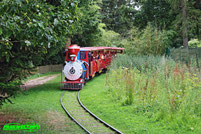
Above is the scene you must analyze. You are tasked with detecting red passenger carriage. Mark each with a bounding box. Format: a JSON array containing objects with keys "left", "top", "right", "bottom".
[{"left": 61, "top": 44, "right": 124, "bottom": 90}]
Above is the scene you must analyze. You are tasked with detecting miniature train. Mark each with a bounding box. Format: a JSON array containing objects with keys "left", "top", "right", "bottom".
[{"left": 61, "top": 44, "right": 124, "bottom": 90}]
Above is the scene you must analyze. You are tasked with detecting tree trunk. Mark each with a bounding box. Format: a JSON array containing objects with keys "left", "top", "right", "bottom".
[{"left": 181, "top": 0, "right": 188, "bottom": 48}]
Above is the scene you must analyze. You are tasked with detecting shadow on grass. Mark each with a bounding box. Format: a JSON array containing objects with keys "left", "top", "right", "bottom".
[{"left": 0, "top": 75, "right": 86, "bottom": 134}]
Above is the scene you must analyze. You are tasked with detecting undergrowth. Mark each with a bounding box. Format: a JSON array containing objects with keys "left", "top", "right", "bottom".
[{"left": 106, "top": 55, "right": 201, "bottom": 133}]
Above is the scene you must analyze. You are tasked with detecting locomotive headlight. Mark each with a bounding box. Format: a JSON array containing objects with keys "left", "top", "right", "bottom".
[
  {"left": 80, "top": 79, "right": 83, "bottom": 82},
  {"left": 70, "top": 54, "right": 76, "bottom": 61}
]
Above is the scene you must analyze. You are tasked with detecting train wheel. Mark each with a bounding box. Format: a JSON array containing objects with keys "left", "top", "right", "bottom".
[
  {"left": 84, "top": 79, "right": 87, "bottom": 85},
  {"left": 102, "top": 68, "right": 107, "bottom": 73}
]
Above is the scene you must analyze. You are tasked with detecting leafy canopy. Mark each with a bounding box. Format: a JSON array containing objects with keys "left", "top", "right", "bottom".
[{"left": 0, "top": 0, "right": 79, "bottom": 106}]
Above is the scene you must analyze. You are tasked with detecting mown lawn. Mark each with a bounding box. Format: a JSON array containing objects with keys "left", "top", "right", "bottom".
[
  {"left": 0, "top": 73, "right": 84, "bottom": 134},
  {"left": 80, "top": 74, "right": 200, "bottom": 134}
]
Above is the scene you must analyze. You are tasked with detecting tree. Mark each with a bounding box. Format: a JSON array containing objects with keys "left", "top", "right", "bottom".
[
  {"left": 188, "top": 0, "right": 201, "bottom": 40},
  {"left": 101, "top": 0, "right": 136, "bottom": 34},
  {"left": 181, "top": 0, "right": 188, "bottom": 48},
  {"left": 0, "top": 0, "right": 79, "bottom": 106},
  {"left": 71, "top": 0, "right": 102, "bottom": 46},
  {"left": 124, "top": 24, "right": 170, "bottom": 55},
  {"left": 134, "top": 0, "right": 174, "bottom": 30},
  {"left": 167, "top": 0, "right": 201, "bottom": 48},
  {"left": 166, "top": 0, "right": 187, "bottom": 48}
]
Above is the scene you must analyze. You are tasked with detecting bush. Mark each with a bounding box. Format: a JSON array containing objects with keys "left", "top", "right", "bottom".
[
  {"left": 122, "top": 24, "right": 175, "bottom": 55},
  {"left": 188, "top": 39, "right": 201, "bottom": 48},
  {"left": 0, "top": 80, "right": 21, "bottom": 107},
  {"left": 92, "top": 23, "right": 121, "bottom": 47},
  {"left": 0, "top": 0, "right": 78, "bottom": 106}
]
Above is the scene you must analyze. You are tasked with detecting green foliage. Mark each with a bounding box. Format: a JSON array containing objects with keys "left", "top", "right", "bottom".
[
  {"left": 188, "top": 39, "right": 201, "bottom": 48},
  {"left": 80, "top": 73, "right": 201, "bottom": 133},
  {"left": 134, "top": 0, "right": 174, "bottom": 30},
  {"left": 101, "top": 0, "right": 200, "bottom": 48},
  {"left": 71, "top": 0, "right": 101, "bottom": 46},
  {"left": 110, "top": 54, "right": 164, "bottom": 71},
  {"left": 92, "top": 23, "right": 176, "bottom": 56},
  {"left": 0, "top": 0, "right": 79, "bottom": 106},
  {"left": 0, "top": 80, "right": 21, "bottom": 107},
  {"left": 123, "top": 24, "right": 172, "bottom": 55},
  {"left": 92, "top": 23, "right": 121, "bottom": 47},
  {"left": 101, "top": 0, "right": 175, "bottom": 35},
  {"left": 101, "top": 0, "right": 136, "bottom": 34},
  {"left": 167, "top": 0, "right": 201, "bottom": 47},
  {"left": 162, "top": 29, "right": 177, "bottom": 47},
  {"left": 169, "top": 47, "right": 201, "bottom": 67},
  {"left": 188, "top": 2, "right": 201, "bottom": 40},
  {"left": 105, "top": 55, "right": 201, "bottom": 133}
]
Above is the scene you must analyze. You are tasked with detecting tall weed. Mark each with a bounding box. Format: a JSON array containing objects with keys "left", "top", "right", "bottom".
[
  {"left": 106, "top": 55, "right": 201, "bottom": 131},
  {"left": 122, "top": 24, "right": 173, "bottom": 55}
]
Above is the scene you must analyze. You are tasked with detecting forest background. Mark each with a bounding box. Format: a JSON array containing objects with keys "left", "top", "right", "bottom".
[{"left": 0, "top": 0, "right": 200, "bottom": 105}]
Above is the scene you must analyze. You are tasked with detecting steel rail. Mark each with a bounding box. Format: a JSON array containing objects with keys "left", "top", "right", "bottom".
[
  {"left": 60, "top": 91, "right": 91, "bottom": 134},
  {"left": 77, "top": 91, "right": 123, "bottom": 134}
]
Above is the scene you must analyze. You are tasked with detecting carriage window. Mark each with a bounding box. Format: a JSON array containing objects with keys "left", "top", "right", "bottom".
[
  {"left": 80, "top": 51, "right": 86, "bottom": 59},
  {"left": 88, "top": 52, "right": 93, "bottom": 61}
]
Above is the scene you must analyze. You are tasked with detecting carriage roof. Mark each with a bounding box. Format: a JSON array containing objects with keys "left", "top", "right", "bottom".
[{"left": 80, "top": 47, "right": 124, "bottom": 51}]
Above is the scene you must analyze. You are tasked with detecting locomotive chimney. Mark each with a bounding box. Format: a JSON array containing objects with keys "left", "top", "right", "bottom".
[{"left": 68, "top": 44, "right": 80, "bottom": 62}]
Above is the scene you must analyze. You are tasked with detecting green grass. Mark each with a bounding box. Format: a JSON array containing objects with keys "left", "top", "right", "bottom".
[
  {"left": 1, "top": 65, "right": 200, "bottom": 133},
  {"left": 62, "top": 91, "right": 114, "bottom": 133},
  {"left": 0, "top": 73, "right": 85, "bottom": 134},
  {"left": 80, "top": 74, "right": 201, "bottom": 134}
]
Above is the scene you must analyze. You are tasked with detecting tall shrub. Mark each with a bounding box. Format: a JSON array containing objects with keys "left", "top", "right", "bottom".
[
  {"left": 123, "top": 24, "right": 173, "bottom": 55},
  {"left": 92, "top": 23, "right": 121, "bottom": 47},
  {"left": 0, "top": 0, "right": 79, "bottom": 106}
]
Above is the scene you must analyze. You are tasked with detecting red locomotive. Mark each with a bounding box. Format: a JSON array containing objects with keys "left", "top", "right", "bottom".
[{"left": 61, "top": 44, "right": 124, "bottom": 90}]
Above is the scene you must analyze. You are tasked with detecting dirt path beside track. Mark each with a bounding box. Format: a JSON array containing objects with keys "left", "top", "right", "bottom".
[{"left": 20, "top": 74, "right": 59, "bottom": 90}]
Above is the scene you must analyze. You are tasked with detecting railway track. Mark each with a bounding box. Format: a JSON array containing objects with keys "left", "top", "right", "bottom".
[{"left": 60, "top": 91, "right": 123, "bottom": 134}]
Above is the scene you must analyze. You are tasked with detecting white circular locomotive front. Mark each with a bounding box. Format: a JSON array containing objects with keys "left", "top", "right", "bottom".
[{"left": 63, "top": 61, "right": 83, "bottom": 80}]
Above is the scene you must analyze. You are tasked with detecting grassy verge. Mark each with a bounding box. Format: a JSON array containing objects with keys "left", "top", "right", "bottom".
[
  {"left": 0, "top": 73, "right": 84, "bottom": 134},
  {"left": 80, "top": 74, "right": 201, "bottom": 134}
]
